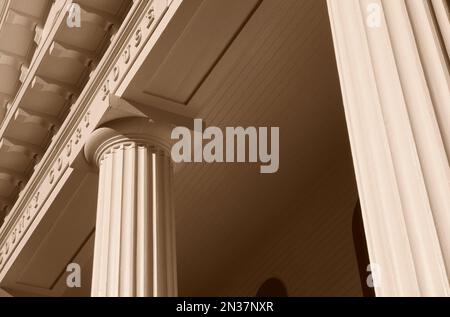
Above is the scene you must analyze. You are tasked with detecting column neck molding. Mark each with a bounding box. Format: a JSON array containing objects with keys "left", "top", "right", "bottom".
[{"left": 85, "top": 118, "right": 174, "bottom": 168}]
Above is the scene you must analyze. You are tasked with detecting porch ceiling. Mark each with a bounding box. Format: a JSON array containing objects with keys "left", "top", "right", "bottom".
[{"left": 0, "top": 0, "right": 359, "bottom": 297}]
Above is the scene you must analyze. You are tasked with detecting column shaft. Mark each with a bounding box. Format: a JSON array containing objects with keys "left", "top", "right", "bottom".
[
  {"left": 327, "top": 0, "right": 450, "bottom": 296},
  {"left": 91, "top": 142, "right": 176, "bottom": 297}
]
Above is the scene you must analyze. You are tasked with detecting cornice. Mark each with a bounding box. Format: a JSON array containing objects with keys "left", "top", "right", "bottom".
[
  {"left": 0, "top": 0, "right": 131, "bottom": 239},
  {"left": 0, "top": 0, "right": 173, "bottom": 277}
]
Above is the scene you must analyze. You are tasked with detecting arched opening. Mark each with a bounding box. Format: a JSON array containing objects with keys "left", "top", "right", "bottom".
[{"left": 256, "top": 278, "right": 288, "bottom": 297}]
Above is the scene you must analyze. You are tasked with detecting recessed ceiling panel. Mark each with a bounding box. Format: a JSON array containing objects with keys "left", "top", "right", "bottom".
[{"left": 143, "top": 0, "right": 260, "bottom": 104}]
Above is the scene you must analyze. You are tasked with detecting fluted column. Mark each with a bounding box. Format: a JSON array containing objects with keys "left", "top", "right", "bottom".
[
  {"left": 327, "top": 0, "right": 450, "bottom": 296},
  {"left": 85, "top": 118, "right": 177, "bottom": 297}
]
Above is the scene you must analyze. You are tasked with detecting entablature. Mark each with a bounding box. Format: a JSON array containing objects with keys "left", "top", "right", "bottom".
[{"left": 0, "top": 0, "right": 173, "bottom": 284}]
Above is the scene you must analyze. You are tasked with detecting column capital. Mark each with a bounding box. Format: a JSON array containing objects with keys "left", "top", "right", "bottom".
[{"left": 84, "top": 117, "right": 174, "bottom": 167}]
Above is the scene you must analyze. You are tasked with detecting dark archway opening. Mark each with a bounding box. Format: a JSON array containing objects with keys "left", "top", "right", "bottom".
[{"left": 256, "top": 278, "right": 288, "bottom": 297}]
